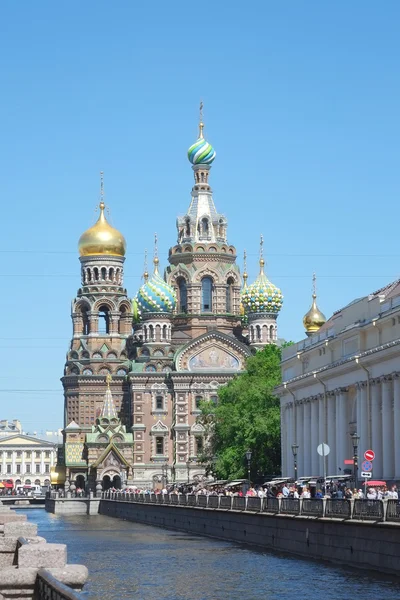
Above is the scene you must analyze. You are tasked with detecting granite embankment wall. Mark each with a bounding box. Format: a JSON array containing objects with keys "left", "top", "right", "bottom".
[{"left": 99, "top": 499, "right": 400, "bottom": 576}]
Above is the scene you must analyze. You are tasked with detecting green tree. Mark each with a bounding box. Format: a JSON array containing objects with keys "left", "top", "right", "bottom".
[{"left": 198, "top": 344, "right": 282, "bottom": 482}]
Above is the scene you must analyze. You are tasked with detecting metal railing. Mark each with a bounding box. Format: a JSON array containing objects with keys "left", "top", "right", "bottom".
[
  {"left": 101, "top": 491, "right": 399, "bottom": 522},
  {"left": 35, "top": 569, "right": 84, "bottom": 600},
  {"left": 353, "top": 499, "right": 384, "bottom": 521}
]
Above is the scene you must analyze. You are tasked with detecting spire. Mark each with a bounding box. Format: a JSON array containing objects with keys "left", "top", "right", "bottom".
[
  {"left": 243, "top": 250, "right": 248, "bottom": 288},
  {"left": 199, "top": 100, "right": 204, "bottom": 139},
  {"left": 100, "top": 170, "right": 104, "bottom": 207},
  {"left": 153, "top": 232, "right": 159, "bottom": 274},
  {"left": 259, "top": 234, "right": 265, "bottom": 274},
  {"left": 143, "top": 249, "right": 149, "bottom": 282},
  {"left": 100, "top": 374, "right": 118, "bottom": 419},
  {"left": 303, "top": 273, "right": 326, "bottom": 335}
]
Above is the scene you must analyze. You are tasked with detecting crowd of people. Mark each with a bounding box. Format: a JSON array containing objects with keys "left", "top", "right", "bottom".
[{"left": 109, "top": 481, "right": 399, "bottom": 500}]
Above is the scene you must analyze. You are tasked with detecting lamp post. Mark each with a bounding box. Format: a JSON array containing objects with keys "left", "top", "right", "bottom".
[
  {"left": 186, "top": 460, "right": 190, "bottom": 484},
  {"left": 291, "top": 444, "right": 299, "bottom": 481},
  {"left": 245, "top": 449, "right": 252, "bottom": 486},
  {"left": 351, "top": 432, "right": 360, "bottom": 491}
]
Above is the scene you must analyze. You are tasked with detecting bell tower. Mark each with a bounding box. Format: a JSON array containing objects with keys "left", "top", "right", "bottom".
[{"left": 62, "top": 174, "right": 133, "bottom": 433}]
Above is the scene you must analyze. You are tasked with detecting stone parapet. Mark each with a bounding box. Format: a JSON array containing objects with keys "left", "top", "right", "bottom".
[{"left": 0, "top": 501, "right": 88, "bottom": 599}]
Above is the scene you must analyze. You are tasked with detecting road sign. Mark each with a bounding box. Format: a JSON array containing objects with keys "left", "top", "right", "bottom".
[
  {"left": 317, "top": 443, "right": 330, "bottom": 456},
  {"left": 361, "top": 472, "right": 372, "bottom": 478},
  {"left": 364, "top": 449, "right": 375, "bottom": 461},
  {"left": 361, "top": 460, "right": 373, "bottom": 472}
]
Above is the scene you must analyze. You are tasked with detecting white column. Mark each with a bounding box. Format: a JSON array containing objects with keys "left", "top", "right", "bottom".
[
  {"left": 356, "top": 383, "right": 368, "bottom": 460},
  {"left": 286, "top": 404, "right": 293, "bottom": 477},
  {"left": 371, "top": 379, "right": 383, "bottom": 479},
  {"left": 336, "top": 388, "right": 348, "bottom": 474},
  {"left": 296, "top": 402, "right": 304, "bottom": 476},
  {"left": 303, "top": 400, "right": 311, "bottom": 475},
  {"left": 327, "top": 392, "right": 336, "bottom": 474},
  {"left": 310, "top": 397, "right": 319, "bottom": 475},
  {"left": 281, "top": 405, "right": 287, "bottom": 477},
  {"left": 318, "top": 394, "right": 325, "bottom": 475},
  {"left": 382, "top": 377, "right": 394, "bottom": 480},
  {"left": 393, "top": 375, "right": 400, "bottom": 479}
]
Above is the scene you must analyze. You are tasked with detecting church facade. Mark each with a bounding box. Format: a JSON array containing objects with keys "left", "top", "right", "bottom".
[{"left": 62, "top": 113, "right": 283, "bottom": 490}]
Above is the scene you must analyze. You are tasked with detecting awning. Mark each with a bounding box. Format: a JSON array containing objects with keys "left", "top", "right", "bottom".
[
  {"left": 3, "top": 481, "right": 13, "bottom": 489},
  {"left": 225, "top": 480, "right": 247, "bottom": 487},
  {"left": 362, "top": 480, "right": 386, "bottom": 487},
  {"left": 0, "top": 483, "right": 4, "bottom": 488}
]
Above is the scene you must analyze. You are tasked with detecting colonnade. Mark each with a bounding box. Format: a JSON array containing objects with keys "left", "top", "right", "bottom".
[{"left": 282, "top": 373, "right": 400, "bottom": 480}]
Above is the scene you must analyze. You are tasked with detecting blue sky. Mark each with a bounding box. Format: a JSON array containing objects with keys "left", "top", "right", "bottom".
[{"left": 1, "top": 2, "right": 399, "bottom": 431}]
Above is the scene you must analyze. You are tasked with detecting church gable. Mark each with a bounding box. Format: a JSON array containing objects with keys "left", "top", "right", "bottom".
[{"left": 175, "top": 332, "right": 250, "bottom": 372}]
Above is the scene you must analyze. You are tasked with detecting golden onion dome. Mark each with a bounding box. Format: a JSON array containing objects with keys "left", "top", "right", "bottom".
[
  {"left": 78, "top": 202, "right": 126, "bottom": 257},
  {"left": 303, "top": 292, "right": 326, "bottom": 334}
]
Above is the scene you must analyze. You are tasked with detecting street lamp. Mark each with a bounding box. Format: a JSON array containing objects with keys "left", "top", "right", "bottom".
[
  {"left": 291, "top": 444, "right": 299, "bottom": 480},
  {"left": 186, "top": 460, "right": 190, "bottom": 484},
  {"left": 351, "top": 432, "right": 360, "bottom": 491},
  {"left": 245, "top": 449, "right": 252, "bottom": 485}
]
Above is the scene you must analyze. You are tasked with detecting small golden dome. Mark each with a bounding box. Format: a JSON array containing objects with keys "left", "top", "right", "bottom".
[
  {"left": 78, "top": 202, "right": 126, "bottom": 257},
  {"left": 303, "top": 293, "right": 326, "bottom": 334}
]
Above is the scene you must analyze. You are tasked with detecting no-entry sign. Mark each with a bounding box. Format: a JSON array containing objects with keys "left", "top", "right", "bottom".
[{"left": 364, "top": 449, "right": 375, "bottom": 461}]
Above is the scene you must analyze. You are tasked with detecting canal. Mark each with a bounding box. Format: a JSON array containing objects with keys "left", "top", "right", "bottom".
[{"left": 21, "top": 508, "right": 400, "bottom": 600}]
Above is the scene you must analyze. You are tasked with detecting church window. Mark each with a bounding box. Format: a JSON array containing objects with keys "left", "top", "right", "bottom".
[
  {"left": 226, "top": 277, "right": 235, "bottom": 313},
  {"left": 101, "top": 267, "right": 107, "bottom": 280},
  {"left": 195, "top": 396, "right": 202, "bottom": 409},
  {"left": 156, "top": 396, "right": 164, "bottom": 410},
  {"left": 82, "top": 307, "right": 90, "bottom": 336},
  {"left": 185, "top": 218, "right": 191, "bottom": 237},
  {"left": 196, "top": 437, "right": 204, "bottom": 454},
  {"left": 177, "top": 278, "right": 187, "bottom": 313},
  {"left": 201, "top": 277, "right": 213, "bottom": 312},
  {"left": 155, "top": 437, "right": 164, "bottom": 455},
  {"left": 98, "top": 305, "right": 110, "bottom": 334},
  {"left": 201, "top": 217, "right": 209, "bottom": 238},
  {"left": 210, "top": 395, "right": 218, "bottom": 404},
  {"left": 93, "top": 267, "right": 99, "bottom": 281}
]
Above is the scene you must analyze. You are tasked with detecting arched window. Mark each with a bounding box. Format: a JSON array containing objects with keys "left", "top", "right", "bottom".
[
  {"left": 177, "top": 278, "right": 187, "bottom": 313},
  {"left": 101, "top": 267, "right": 107, "bottom": 280},
  {"left": 201, "top": 218, "right": 209, "bottom": 238},
  {"left": 226, "top": 277, "right": 234, "bottom": 313},
  {"left": 201, "top": 277, "right": 213, "bottom": 313},
  {"left": 98, "top": 305, "right": 110, "bottom": 334},
  {"left": 155, "top": 395, "right": 164, "bottom": 410},
  {"left": 81, "top": 306, "right": 90, "bottom": 335},
  {"left": 185, "top": 218, "right": 191, "bottom": 237}
]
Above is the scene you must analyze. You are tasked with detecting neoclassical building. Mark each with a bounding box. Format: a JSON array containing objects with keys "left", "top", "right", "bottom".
[
  {"left": 277, "top": 278, "right": 400, "bottom": 482},
  {"left": 62, "top": 111, "right": 283, "bottom": 489}
]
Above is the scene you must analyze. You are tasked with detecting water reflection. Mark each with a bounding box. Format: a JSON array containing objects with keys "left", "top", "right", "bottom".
[{"left": 24, "top": 509, "right": 400, "bottom": 600}]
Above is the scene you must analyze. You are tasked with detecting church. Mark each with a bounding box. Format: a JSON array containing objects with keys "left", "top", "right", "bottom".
[{"left": 62, "top": 110, "right": 284, "bottom": 491}]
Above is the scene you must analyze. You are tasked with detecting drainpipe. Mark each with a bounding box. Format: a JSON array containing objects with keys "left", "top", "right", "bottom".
[{"left": 355, "top": 357, "right": 371, "bottom": 448}]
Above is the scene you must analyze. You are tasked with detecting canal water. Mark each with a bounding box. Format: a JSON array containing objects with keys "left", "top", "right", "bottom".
[{"left": 23, "top": 508, "right": 400, "bottom": 600}]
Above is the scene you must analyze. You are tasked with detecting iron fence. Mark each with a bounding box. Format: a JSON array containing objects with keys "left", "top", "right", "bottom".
[
  {"left": 35, "top": 568, "right": 83, "bottom": 600},
  {"left": 325, "top": 499, "right": 351, "bottom": 518},
  {"left": 100, "top": 492, "right": 399, "bottom": 522},
  {"left": 301, "top": 498, "right": 323, "bottom": 517},
  {"left": 280, "top": 498, "right": 300, "bottom": 515},
  {"left": 353, "top": 499, "right": 384, "bottom": 521},
  {"left": 264, "top": 497, "right": 279, "bottom": 513},
  {"left": 246, "top": 497, "right": 262, "bottom": 512},
  {"left": 386, "top": 499, "right": 400, "bottom": 522}
]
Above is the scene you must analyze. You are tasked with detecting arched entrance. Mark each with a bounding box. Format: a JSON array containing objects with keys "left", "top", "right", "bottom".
[
  {"left": 75, "top": 475, "right": 85, "bottom": 493},
  {"left": 112, "top": 475, "right": 122, "bottom": 489},
  {"left": 102, "top": 475, "right": 111, "bottom": 490}
]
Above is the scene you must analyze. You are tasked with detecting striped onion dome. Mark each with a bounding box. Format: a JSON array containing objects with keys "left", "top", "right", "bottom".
[
  {"left": 187, "top": 122, "right": 216, "bottom": 165},
  {"left": 135, "top": 259, "right": 176, "bottom": 314},
  {"left": 241, "top": 259, "right": 283, "bottom": 315}
]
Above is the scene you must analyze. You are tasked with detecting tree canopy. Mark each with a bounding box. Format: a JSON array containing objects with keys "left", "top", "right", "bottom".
[{"left": 199, "top": 344, "right": 282, "bottom": 482}]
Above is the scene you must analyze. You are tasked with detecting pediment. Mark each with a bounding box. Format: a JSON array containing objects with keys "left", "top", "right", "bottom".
[
  {"left": 175, "top": 332, "right": 250, "bottom": 372},
  {"left": 151, "top": 420, "right": 169, "bottom": 432},
  {"left": 0, "top": 435, "right": 54, "bottom": 446}
]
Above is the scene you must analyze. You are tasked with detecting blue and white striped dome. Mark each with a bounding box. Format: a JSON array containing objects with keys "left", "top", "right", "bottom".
[{"left": 136, "top": 261, "right": 176, "bottom": 314}]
